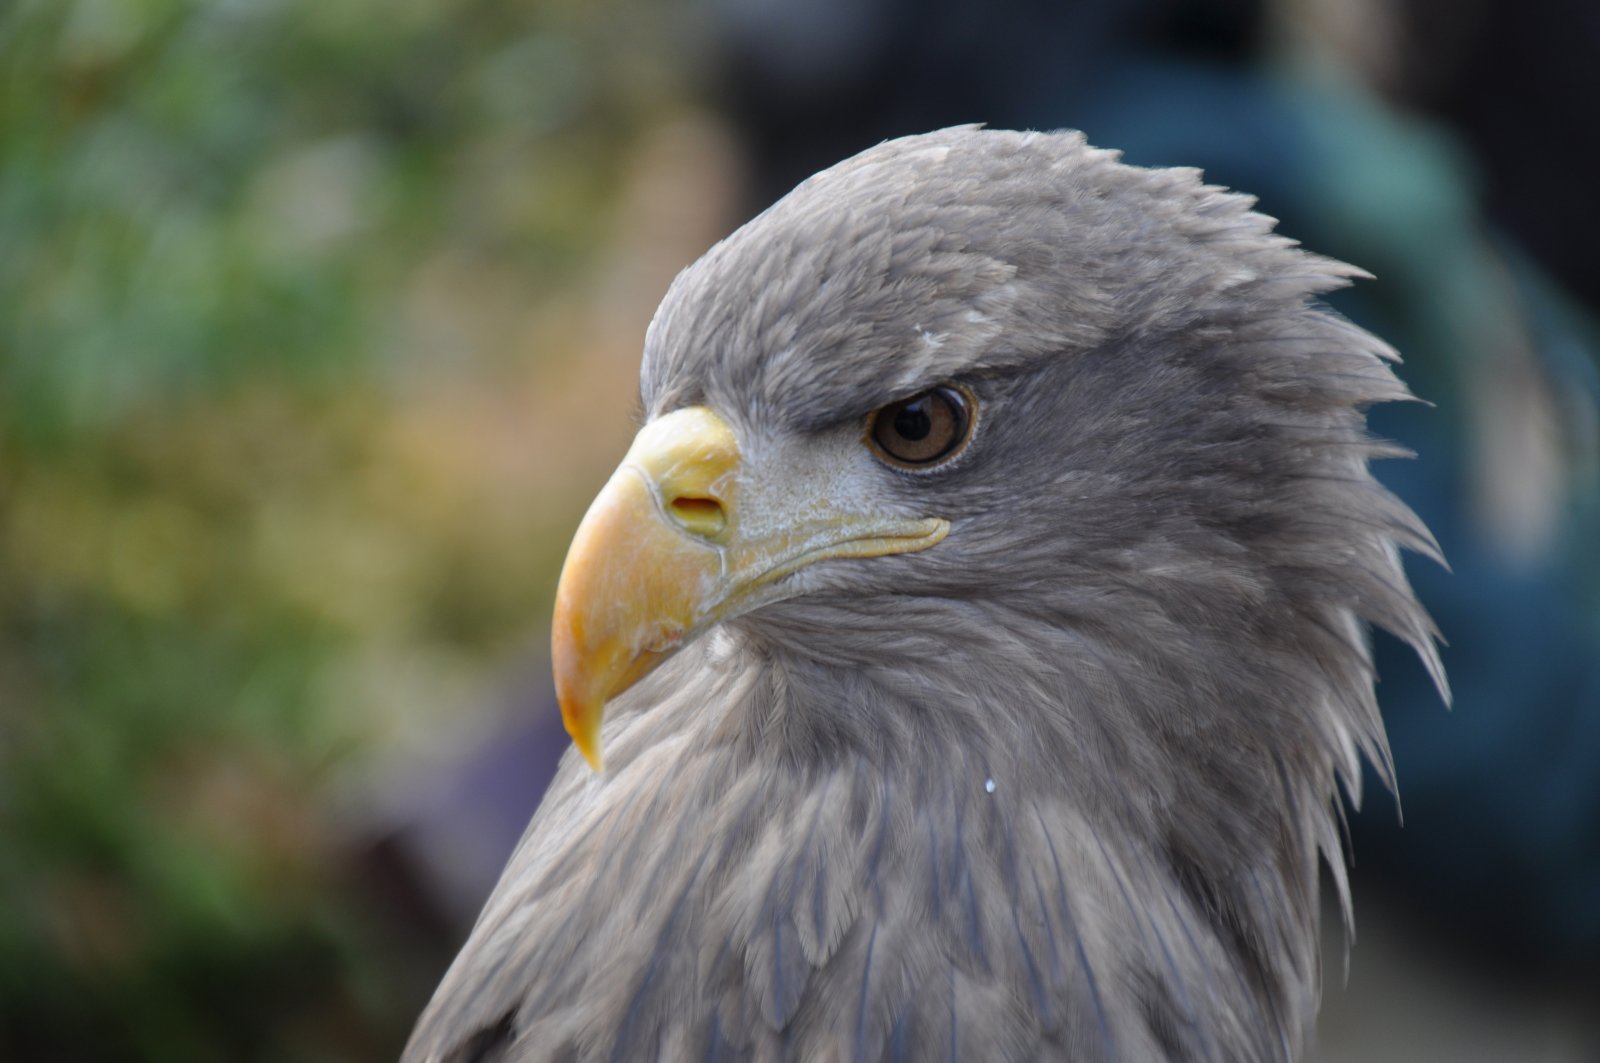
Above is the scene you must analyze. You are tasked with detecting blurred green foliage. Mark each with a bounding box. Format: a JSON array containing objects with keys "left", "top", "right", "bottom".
[{"left": 0, "top": 0, "right": 679, "bottom": 1057}]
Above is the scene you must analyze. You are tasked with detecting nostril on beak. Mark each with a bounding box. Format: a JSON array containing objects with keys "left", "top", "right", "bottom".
[{"left": 666, "top": 495, "right": 727, "bottom": 539}]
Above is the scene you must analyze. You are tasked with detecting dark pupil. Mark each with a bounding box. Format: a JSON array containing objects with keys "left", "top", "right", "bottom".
[{"left": 893, "top": 399, "right": 932, "bottom": 441}]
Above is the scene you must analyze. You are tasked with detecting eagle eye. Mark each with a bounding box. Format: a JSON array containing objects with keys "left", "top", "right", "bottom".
[{"left": 866, "top": 384, "right": 975, "bottom": 469}]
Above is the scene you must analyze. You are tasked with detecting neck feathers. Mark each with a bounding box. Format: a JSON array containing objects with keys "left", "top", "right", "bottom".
[{"left": 410, "top": 626, "right": 1358, "bottom": 1061}]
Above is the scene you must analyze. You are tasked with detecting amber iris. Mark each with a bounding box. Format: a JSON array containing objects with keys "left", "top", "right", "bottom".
[{"left": 867, "top": 385, "right": 974, "bottom": 468}]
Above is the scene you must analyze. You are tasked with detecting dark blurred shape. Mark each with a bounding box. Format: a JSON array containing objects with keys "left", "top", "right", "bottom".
[
  {"left": 715, "top": 0, "right": 1268, "bottom": 218},
  {"left": 1389, "top": 0, "right": 1600, "bottom": 311}
]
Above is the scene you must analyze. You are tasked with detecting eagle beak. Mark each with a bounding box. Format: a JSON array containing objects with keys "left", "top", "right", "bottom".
[{"left": 551, "top": 405, "right": 948, "bottom": 770}]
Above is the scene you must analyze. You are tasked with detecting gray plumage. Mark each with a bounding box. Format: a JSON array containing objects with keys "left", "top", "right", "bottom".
[{"left": 406, "top": 127, "right": 1446, "bottom": 1062}]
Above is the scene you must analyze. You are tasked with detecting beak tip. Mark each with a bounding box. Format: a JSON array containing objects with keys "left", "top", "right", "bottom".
[{"left": 558, "top": 695, "right": 606, "bottom": 773}]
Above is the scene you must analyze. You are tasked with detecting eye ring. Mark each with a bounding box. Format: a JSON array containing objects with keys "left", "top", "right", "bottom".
[{"left": 864, "top": 383, "right": 977, "bottom": 470}]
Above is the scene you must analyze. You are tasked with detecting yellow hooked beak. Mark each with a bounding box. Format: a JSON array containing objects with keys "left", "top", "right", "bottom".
[{"left": 551, "top": 406, "right": 949, "bottom": 770}]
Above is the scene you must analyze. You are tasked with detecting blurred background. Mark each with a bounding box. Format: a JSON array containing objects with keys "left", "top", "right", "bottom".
[{"left": 2, "top": 0, "right": 1596, "bottom": 1059}]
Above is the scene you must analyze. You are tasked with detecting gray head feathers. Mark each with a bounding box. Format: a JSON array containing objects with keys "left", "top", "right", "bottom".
[{"left": 407, "top": 127, "right": 1445, "bottom": 1063}]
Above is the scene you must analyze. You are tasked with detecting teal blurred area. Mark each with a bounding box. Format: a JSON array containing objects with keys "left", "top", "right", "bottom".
[{"left": 0, "top": 1, "right": 710, "bottom": 1057}]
